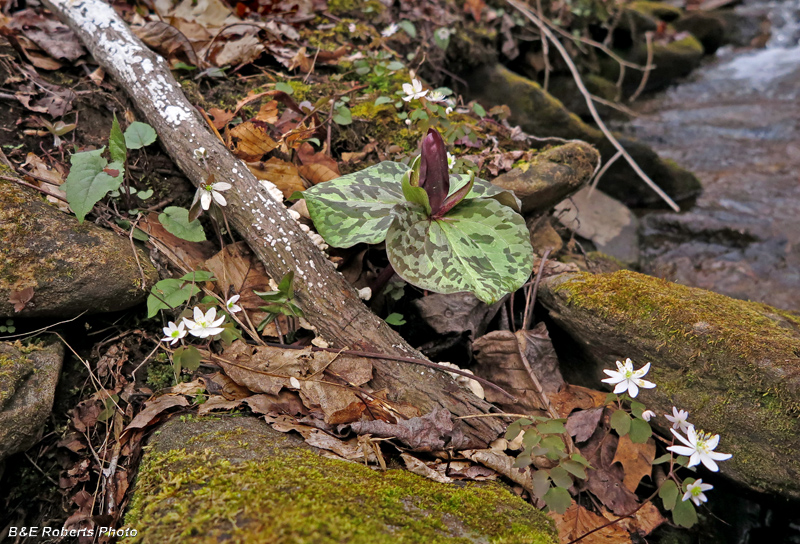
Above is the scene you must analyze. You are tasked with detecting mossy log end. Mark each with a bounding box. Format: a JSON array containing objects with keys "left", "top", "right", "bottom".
[
  {"left": 539, "top": 270, "right": 800, "bottom": 499},
  {"left": 42, "top": 0, "right": 504, "bottom": 446},
  {"left": 124, "top": 416, "right": 559, "bottom": 544}
]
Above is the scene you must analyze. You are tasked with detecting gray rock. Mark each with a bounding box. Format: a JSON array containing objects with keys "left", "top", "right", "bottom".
[
  {"left": 124, "top": 416, "right": 559, "bottom": 543},
  {"left": 555, "top": 187, "right": 639, "bottom": 265},
  {"left": 0, "top": 341, "right": 64, "bottom": 466},
  {"left": 0, "top": 177, "right": 158, "bottom": 318},
  {"left": 491, "top": 142, "right": 599, "bottom": 216},
  {"left": 538, "top": 269, "right": 800, "bottom": 499}
]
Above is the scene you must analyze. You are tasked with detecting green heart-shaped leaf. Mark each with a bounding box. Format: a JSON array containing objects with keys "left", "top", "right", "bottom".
[
  {"left": 302, "top": 161, "right": 408, "bottom": 247},
  {"left": 64, "top": 148, "right": 124, "bottom": 222},
  {"left": 386, "top": 198, "right": 533, "bottom": 304}
]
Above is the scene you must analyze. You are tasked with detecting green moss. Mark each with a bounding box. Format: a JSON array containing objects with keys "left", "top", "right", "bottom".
[
  {"left": 286, "top": 80, "right": 312, "bottom": 101},
  {"left": 327, "top": 0, "right": 384, "bottom": 17},
  {"left": 627, "top": 1, "right": 683, "bottom": 21},
  {"left": 125, "top": 432, "right": 557, "bottom": 544}
]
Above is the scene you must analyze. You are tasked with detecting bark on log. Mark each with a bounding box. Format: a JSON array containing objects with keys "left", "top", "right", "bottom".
[{"left": 42, "top": 0, "right": 504, "bottom": 446}]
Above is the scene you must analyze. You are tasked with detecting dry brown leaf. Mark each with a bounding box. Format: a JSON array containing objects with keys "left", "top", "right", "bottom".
[
  {"left": 566, "top": 407, "right": 605, "bottom": 443},
  {"left": 9, "top": 286, "right": 34, "bottom": 312},
  {"left": 298, "top": 163, "right": 339, "bottom": 185},
  {"left": 133, "top": 21, "right": 199, "bottom": 66},
  {"left": 139, "top": 212, "right": 217, "bottom": 270},
  {"left": 550, "top": 384, "right": 608, "bottom": 418},
  {"left": 212, "top": 33, "right": 264, "bottom": 67},
  {"left": 460, "top": 448, "right": 532, "bottom": 491},
  {"left": 246, "top": 157, "right": 307, "bottom": 198},
  {"left": 288, "top": 46, "right": 312, "bottom": 72},
  {"left": 207, "top": 107, "right": 235, "bottom": 130},
  {"left": 549, "top": 503, "right": 631, "bottom": 544},
  {"left": 342, "top": 408, "right": 468, "bottom": 452},
  {"left": 230, "top": 121, "right": 278, "bottom": 161},
  {"left": 197, "top": 395, "right": 244, "bottom": 414},
  {"left": 472, "top": 328, "right": 556, "bottom": 413},
  {"left": 611, "top": 434, "right": 656, "bottom": 492},
  {"left": 316, "top": 45, "right": 349, "bottom": 65},
  {"left": 256, "top": 100, "right": 279, "bottom": 124},
  {"left": 401, "top": 453, "right": 452, "bottom": 483},
  {"left": 121, "top": 395, "right": 189, "bottom": 438},
  {"left": 600, "top": 500, "right": 665, "bottom": 536},
  {"left": 218, "top": 341, "right": 372, "bottom": 423},
  {"left": 9, "top": 9, "right": 85, "bottom": 61},
  {"left": 243, "top": 391, "right": 307, "bottom": 416}
]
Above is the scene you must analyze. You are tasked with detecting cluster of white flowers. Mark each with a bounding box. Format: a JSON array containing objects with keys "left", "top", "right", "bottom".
[
  {"left": 601, "top": 358, "right": 733, "bottom": 509},
  {"left": 160, "top": 296, "right": 242, "bottom": 344}
]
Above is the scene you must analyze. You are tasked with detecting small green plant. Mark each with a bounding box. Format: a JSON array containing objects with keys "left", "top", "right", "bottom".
[
  {"left": 63, "top": 115, "right": 157, "bottom": 222},
  {"left": 0, "top": 319, "right": 15, "bottom": 333},
  {"left": 253, "top": 271, "right": 304, "bottom": 331},
  {"left": 505, "top": 416, "right": 591, "bottom": 514},
  {"left": 302, "top": 128, "right": 533, "bottom": 303}
]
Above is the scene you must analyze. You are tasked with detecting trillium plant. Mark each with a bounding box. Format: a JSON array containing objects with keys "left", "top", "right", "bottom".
[{"left": 302, "top": 128, "right": 534, "bottom": 303}]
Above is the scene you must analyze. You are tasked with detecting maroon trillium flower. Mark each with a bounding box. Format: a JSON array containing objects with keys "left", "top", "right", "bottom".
[{"left": 417, "top": 128, "right": 473, "bottom": 218}]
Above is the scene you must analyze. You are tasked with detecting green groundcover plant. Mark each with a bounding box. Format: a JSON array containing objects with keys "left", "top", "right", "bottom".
[{"left": 302, "top": 128, "right": 534, "bottom": 303}]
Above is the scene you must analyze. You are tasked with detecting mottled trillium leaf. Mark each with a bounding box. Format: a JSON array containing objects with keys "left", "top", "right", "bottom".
[
  {"left": 302, "top": 161, "right": 408, "bottom": 247},
  {"left": 451, "top": 174, "right": 522, "bottom": 212},
  {"left": 386, "top": 198, "right": 533, "bottom": 304}
]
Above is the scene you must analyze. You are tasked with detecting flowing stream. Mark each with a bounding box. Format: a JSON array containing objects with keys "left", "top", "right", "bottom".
[{"left": 627, "top": 0, "right": 800, "bottom": 313}]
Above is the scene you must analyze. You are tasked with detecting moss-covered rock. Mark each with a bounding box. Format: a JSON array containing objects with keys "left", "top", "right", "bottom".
[
  {"left": 492, "top": 142, "right": 599, "bottom": 215},
  {"left": 546, "top": 74, "right": 625, "bottom": 121},
  {"left": 0, "top": 341, "right": 63, "bottom": 466},
  {"left": 0, "top": 177, "right": 158, "bottom": 318},
  {"left": 538, "top": 270, "right": 800, "bottom": 499},
  {"left": 600, "top": 34, "right": 704, "bottom": 93},
  {"left": 464, "top": 64, "right": 701, "bottom": 208},
  {"left": 673, "top": 12, "right": 728, "bottom": 54},
  {"left": 125, "top": 416, "right": 559, "bottom": 544}
]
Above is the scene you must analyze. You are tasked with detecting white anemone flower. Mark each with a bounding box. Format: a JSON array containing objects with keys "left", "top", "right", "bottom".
[
  {"left": 161, "top": 321, "right": 186, "bottom": 345},
  {"left": 183, "top": 307, "right": 226, "bottom": 339},
  {"left": 199, "top": 181, "right": 232, "bottom": 210},
  {"left": 683, "top": 479, "right": 713, "bottom": 506},
  {"left": 402, "top": 78, "right": 428, "bottom": 102},
  {"left": 447, "top": 152, "right": 455, "bottom": 170},
  {"left": 225, "top": 295, "right": 242, "bottom": 314},
  {"left": 665, "top": 406, "right": 692, "bottom": 433},
  {"left": 641, "top": 410, "right": 657, "bottom": 422},
  {"left": 427, "top": 90, "right": 446, "bottom": 103},
  {"left": 667, "top": 426, "right": 732, "bottom": 472},
  {"left": 382, "top": 23, "right": 399, "bottom": 37},
  {"left": 601, "top": 358, "right": 656, "bottom": 398}
]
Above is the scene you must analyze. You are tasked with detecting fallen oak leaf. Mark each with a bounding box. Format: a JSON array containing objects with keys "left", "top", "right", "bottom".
[
  {"left": 120, "top": 394, "right": 189, "bottom": 440},
  {"left": 611, "top": 434, "right": 656, "bottom": 492},
  {"left": 549, "top": 503, "right": 631, "bottom": 544}
]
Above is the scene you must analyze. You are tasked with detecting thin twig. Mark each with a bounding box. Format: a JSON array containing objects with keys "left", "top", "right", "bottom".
[
  {"left": 629, "top": 31, "right": 655, "bottom": 103},
  {"left": 522, "top": 249, "right": 551, "bottom": 330},
  {"left": 0, "top": 174, "right": 68, "bottom": 202},
  {"left": 507, "top": 0, "right": 681, "bottom": 212},
  {"left": 0, "top": 312, "right": 87, "bottom": 340},
  {"left": 588, "top": 149, "right": 623, "bottom": 195}
]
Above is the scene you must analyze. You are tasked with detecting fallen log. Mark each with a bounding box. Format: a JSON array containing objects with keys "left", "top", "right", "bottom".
[{"left": 41, "top": 0, "right": 505, "bottom": 446}]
